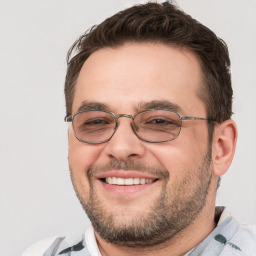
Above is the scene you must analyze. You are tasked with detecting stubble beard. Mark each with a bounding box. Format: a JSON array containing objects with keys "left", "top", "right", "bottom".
[{"left": 70, "top": 151, "right": 212, "bottom": 248}]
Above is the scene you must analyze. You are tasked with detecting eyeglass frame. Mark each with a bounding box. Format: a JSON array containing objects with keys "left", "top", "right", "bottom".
[{"left": 65, "top": 109, "right": 211, "bottom": 144}]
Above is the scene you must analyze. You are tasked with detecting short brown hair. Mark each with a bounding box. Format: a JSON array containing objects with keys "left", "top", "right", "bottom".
[{"left": 65, "top": 1, "right": 232, "bottom": 126}]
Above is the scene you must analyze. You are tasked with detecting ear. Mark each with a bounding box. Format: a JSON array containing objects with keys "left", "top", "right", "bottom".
[{"left": 211, "top": 119, "right": 238, "bottom": 177}]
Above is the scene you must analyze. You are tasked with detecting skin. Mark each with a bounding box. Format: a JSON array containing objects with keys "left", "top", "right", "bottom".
[{"left": 68, "top": 43, "right": 237, "bottom": 256}]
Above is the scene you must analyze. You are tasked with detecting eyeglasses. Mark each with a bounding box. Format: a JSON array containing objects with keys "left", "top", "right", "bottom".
[{"left": 65, "top": 109, "right": 210, "bottom": 144}]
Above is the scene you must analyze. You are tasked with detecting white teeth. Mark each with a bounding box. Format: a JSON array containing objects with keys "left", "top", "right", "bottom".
[
  {"left": 106, "top": 177, "right": 112, "bottom": 184},
  {"left": 105, "top": 177, "right": 154, "bottom": 185},
  {"left": 112, "top": 177, "right": 117, "bottom": 184},
  {"left": 125, "top": 178, "right": 133, "bottom": 185},
  {"left": 140, "top": 178, "right": 146, "bottom": 185},
  {"left": 133, "top": 178, "right": 140, "bottom": 185},
  {"left": 116, "top": 177, "right": 125, "bottom": 185}
]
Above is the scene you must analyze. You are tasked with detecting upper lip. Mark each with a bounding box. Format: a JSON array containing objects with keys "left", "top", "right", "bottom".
[{"left": 95, "top": 170, "right": 159, "bottom": 180}]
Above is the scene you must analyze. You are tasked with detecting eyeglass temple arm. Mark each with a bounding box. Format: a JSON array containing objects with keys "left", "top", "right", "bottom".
[
  {"left": 65, "top": 116, "right": 72, "bottom": 122},
  {"left": 181, "top": 116, "right": 208, "bottom": 121},
  {"left": 64, "top": 114, "right": 210, "bottom": 122}
]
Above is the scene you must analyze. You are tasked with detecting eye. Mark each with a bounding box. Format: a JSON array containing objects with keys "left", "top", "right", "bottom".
[
  {"left": 145, "top": 117, "right": 179, "bottom": 126},
  {"left": 85, "top": 118, "right": 110, "bottom": 125},
  {"left": 78, "top": 117, "right": 114, "bottom": 134},
  {"left": 147, "top": 118, "right": 172, "bottom": 124}
]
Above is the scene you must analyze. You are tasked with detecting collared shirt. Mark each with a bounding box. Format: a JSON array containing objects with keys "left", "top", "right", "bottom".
[{"left": 22, "top": 207, "right": 256, "bottom": 256}]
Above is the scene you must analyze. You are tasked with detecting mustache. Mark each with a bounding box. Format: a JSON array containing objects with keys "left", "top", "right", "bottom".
[{"left": 87, "top": 159, "right": 169, "bottom": 179}]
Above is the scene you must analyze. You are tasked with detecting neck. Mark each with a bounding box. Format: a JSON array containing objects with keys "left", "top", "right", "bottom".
[{"left": 95, "top": 204, "right": 217, "bottom": 256}]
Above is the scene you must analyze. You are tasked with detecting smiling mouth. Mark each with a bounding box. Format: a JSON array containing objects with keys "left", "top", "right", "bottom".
[{"left": 102, "top": 177, "right": 158, "bottom": 185}]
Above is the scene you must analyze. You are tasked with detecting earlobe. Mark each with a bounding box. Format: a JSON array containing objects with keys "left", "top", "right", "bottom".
[{"left": 212, "top": 119, "right": 238, "bottom": 177}]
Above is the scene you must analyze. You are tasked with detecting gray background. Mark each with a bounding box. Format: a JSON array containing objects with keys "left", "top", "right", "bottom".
[{"left": 0, "top": 0, "right": 255, "bottom": 255}]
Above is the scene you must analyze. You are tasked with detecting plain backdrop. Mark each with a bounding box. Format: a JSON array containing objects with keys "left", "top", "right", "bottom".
[{"left": 0, "top": 0, "right": 255, "bottom": 255}]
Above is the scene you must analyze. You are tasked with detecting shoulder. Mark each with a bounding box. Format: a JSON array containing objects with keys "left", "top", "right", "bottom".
[
  {"left": 22, "top": 225, "right": 98, "bottom": 256},
  {"left": 21, "top": 236, "right": 63, "bottom": 256},
  {"left": 218, "top": 208, "right": 256, "bottom": 255},
  {"left": 22, "top": 233, "right": 87, "bottom": 256}
]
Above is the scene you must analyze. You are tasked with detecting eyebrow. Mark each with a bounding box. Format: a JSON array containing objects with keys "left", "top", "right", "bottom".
[
  {"left": 77, "top": 100, "right": 183, "bottom": 114},
  {"left": 136, "top": 100, "right": 182, "bottom": 113},
  {"left": 77, "top": 101, "right": 109, "bottom": 112}
]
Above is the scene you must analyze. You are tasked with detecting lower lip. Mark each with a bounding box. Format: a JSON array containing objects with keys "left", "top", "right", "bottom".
[{"left": 100, "top": 180, "right": 157, "bottom": 194}]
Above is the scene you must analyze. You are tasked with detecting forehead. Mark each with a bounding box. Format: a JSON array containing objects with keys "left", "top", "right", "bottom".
[{"left": 73, "top": 43, "right": 205, "bottom": 115}]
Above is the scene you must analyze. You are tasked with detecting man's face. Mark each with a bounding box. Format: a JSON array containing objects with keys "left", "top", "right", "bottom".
[{"left": 68, "top": 43, "right": 213, "bottom": 246}]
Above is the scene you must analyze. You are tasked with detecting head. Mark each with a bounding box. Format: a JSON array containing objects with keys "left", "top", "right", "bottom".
[
  {"left": 65, "top": 2, "right": 232, "bottom": 127},
  {"left": 65, "top": 2, "right": 237, "bottom": 248}
]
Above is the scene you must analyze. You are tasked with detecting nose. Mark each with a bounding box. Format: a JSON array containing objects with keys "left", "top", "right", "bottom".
[{"left": 103, "top": 117, "right": 146, "bottom": 162}]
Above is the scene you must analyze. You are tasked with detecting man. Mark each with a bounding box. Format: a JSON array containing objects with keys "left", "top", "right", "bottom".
[{"left": 23, "top": 1, "right": 256, "bottom": 255}]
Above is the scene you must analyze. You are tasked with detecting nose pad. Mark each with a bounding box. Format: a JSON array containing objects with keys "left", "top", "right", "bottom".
[
  {"left": 111, "top": 115, "right": 140, "bottom": 141},
  {"left": 113, "top": 119, "right": 119, "bottom": 131},
  {"left": 103, "top": 117, "right": 146, "bottom": 161},
  {"left": 110, "top": 116, "right": 134, "bottom": 140},
  {"left": 131, "top": 122, "right": 139, "bottom": 134}
]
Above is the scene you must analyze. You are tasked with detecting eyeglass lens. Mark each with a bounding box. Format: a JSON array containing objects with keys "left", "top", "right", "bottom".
[{"left": 72, "top": 110, "right": 182, "bottom": 143}]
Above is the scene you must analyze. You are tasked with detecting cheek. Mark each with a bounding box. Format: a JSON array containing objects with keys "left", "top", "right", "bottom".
[
  {"left": 68, "top": 130, "right": 106, "bottom": 199},
  {"left": 147, "top": 129, "right": 209, "bottom": 178},
  {"left": 68, "top": 129, "right": 103, "bottom": 176}
]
